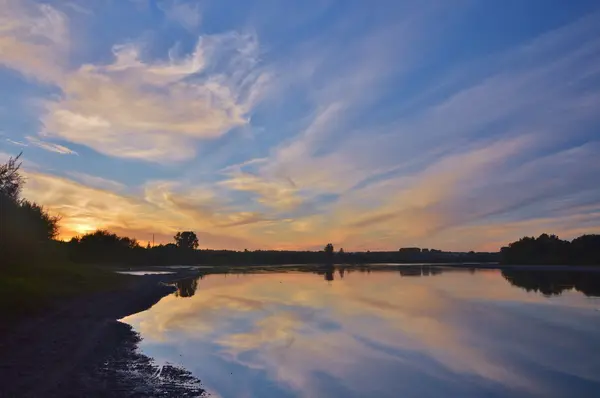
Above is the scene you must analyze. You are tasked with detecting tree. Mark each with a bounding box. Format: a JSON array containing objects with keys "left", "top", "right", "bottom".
[
  {"left": 1, "top": 153, "right": 61, "bottom": 260},
  {"left": 69, "top": 230, "right": 143, "bottom": 264},
  {"left": 174, "top": 231, "right": 199, "bottom": 250},
  {"left": 500, "top": 233, "right": 594, "bottom": 265},
  {"left": 337, "top": 247, "right": 345, "bottom": 263},
  {"left": 571, "top": 234, "right": 600, "bottom": 265},
  {"left": 324, "top": 243, "right": 334, "bottom": 264},
  {"left": 0, "top": 152, "right": 23, "bottom": 200},
  {"left": 18, "top": 200, "right": 60, "bottom": 240}
]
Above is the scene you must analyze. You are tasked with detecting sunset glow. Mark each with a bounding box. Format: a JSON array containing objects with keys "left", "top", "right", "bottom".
[{"left": 2, "top": 0, "right": 600, "bottom": 250}]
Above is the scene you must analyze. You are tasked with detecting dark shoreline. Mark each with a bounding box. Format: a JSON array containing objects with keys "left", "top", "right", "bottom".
[{"left": 0, "top": 270, "right": 205, "bottom": 397}]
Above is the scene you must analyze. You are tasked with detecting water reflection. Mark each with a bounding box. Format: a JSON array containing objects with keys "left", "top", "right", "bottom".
[
  {"left": 502, "top": 269, "right": 600, "bottom": 297},
  {"left": 124, "top": 267, "right": 600, "bottom": 398},
  {"left": 315, "top": 265, "right": 335, "bottom": 282},
  {"left": 174, "top": 275, "right": 202, "bottom": 298},
  {"left": 172, "top": 265, "right": 474, "bottom": 298},
  {"left": 171, "top": 265, "right": 600, "bottom": 300},
  {"left": 116, "top": 270, "right": 175, "bottom": 276}
]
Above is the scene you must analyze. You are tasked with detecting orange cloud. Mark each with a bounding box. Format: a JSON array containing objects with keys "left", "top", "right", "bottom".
[
  {"left": 0, "top": 0, "right": 68, "bottom": 83},
  {"left": 21, "top": 171, "right": 260, "bottom": 248}
]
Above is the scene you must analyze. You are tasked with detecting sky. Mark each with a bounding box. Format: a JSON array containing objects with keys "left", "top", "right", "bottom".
[{"left": 1, "top": 0, "right": 600, "bottom": 251}]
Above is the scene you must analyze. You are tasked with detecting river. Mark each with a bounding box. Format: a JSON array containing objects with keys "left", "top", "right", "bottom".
[{"left": 122, "top": 265, "right": 600, "bottom": 397}]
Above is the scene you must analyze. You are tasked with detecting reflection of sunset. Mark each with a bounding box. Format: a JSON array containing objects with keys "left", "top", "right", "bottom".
[{"left": 122, "top": 269, "right": 600, "bottom": 398}]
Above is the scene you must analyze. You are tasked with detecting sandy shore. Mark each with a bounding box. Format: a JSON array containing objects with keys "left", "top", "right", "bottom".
[{"left": 0, "top": 271, "right": 205, "bottom": 397}]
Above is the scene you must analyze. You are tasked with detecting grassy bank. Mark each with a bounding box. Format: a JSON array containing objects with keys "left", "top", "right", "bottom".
[{"left": 0, "top": 253, "right": 131, "bottom": 325}]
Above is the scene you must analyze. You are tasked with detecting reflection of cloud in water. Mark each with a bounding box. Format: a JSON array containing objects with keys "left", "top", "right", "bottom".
[{"left": 123, "top": 269, "right": 600, "bottom": 398}]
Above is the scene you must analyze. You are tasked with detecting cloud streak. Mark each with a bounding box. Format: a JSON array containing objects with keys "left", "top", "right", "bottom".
[{"left": 26, "top": 136, "right": 78, "bottom": 155}]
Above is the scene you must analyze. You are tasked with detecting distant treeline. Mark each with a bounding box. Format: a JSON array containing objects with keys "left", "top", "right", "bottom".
[
  {"left": 500, "top": 234, "right": 600, "bottom": 265},
  {"left": 63, "top": 230, "right": 499, "bottom": 266}
]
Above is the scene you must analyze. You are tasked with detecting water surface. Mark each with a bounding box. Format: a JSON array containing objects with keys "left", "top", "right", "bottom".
[
  {"left": 116, "top": 271, "right": 175, "bottom": 276},
  {"left": 122, "top": 266, "right": 600, "bottom": 398}
]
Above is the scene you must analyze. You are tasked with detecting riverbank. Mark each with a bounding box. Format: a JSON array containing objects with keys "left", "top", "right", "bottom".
[{"left": 0, "top": 270, "right": 205, "bottom": 397}]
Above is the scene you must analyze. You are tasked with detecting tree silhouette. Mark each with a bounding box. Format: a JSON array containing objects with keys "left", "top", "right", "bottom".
[
  {"left": 1, "top": 153, "right": 60, "bottom": 262},
  {"left": 500, "top": 233, "right": 598, "bottom": 265},
  {"left": 338, "top": 247, "right": 345, "bottom": 263},
  {"left": 69, "top": 230, "right": 141, "bottom": 264},
  {"left": 18, "top": 200, "right": 60, "bottom": 241},
  {"left": 323, "top": 243, "right": 334, "bottom": 265},
  {"left": 78, "top": 230, "right": 139, "bottom": 249},
  {"left": 570, "top": 235, "right": 600, "bottom": 265},
  {"left": 174, "top": 231, "right": 199, "bottom": 250},
  {"left": 0, "top": 152, "right": 23, "bottom": 200}
]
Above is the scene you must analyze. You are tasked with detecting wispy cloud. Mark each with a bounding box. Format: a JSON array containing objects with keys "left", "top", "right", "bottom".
[
  {"left": 159, "top": 0, "right": 202, "bottom": 31},
  {"left": 1, "top": 1, "right": 269, "bottom": 162},
  {"left": 220, "top": 171, "right": 303, "bottom": 211},
  {"left": 66, "top": 171, "right": 125, "bottom": 192},
  {"left": 0, "top": 0, "right": 69, "bottom": 83},
  {"left": 6, "top": 138, "right": 28, "bottom": 147},
  {"left": 26, "top": 136, "right": 78, "bottom": 155},
  {"left": 62, "top": 2, "right": 92, "bottom": 15},
  {"left": 40, "top": 33, "right": 268, "bottom": 162}
]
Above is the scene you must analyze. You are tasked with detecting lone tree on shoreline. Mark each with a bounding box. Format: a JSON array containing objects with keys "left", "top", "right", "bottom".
[
  {"left": 324, "top": 243, "right": 334, "bottom": 263},
  {"left": 174, "top": 231, "right": 199, "bottom": 250}
]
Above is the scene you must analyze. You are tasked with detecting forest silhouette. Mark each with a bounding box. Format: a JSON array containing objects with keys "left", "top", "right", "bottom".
[{"left": 500, "top": 234, "right": 600, "bottom": 265}]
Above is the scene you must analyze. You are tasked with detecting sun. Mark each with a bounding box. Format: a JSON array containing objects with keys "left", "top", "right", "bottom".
[{"left": 60, "top": 222, "right": 98, "bottom": 240}]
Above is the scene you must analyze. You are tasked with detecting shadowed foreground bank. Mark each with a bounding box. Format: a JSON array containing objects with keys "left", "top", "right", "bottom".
[{"left": 0, "top": 271, "right": 205, "bottom": 398}]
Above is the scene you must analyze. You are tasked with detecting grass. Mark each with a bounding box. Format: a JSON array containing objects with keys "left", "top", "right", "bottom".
[{"left": 0, "top": 252, "right": 132, "bottom": 325}]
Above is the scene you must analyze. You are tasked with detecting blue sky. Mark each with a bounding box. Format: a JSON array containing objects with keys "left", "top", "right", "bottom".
[{"left": 1, "top": 0, "right": 599, "bottom": 251}]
